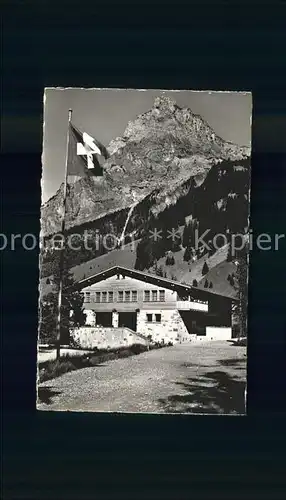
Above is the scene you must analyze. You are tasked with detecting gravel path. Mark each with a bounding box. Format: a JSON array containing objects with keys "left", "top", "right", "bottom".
[{"left": 37, "top": 341, "right": 247, "bottom": 414}]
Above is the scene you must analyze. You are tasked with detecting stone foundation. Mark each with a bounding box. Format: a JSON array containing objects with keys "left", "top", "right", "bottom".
[
  {"left": 71, "top": 326, "right": 148, "bottom": 350},
  {"left": 137, "top": 309, "right": 190, "bottom": 344}
]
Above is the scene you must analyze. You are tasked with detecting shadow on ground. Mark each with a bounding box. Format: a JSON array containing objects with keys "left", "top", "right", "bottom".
[
  {"left": 227, "top": 339, "right": 247, "bottom": 347},
  {"left": 181, "top": 362, "right": 210, "bottom": 369},
  {"left": 37, "top": 386, "right": 62, "bottom": 405},
  {"left": 219, "top": 357, "right": 246, "bottom": 367},
  {"left": 159, "top": 370, "right": 246, "bottom": 415}
]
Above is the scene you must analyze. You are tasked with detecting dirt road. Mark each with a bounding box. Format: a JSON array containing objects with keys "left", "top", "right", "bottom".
[{"left": 37, "top": 341, "right": 246, "bottom": 414}]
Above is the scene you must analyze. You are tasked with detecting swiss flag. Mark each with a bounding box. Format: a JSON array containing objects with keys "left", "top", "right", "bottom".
[{"left": 67, "top": 123, "right": 109, "bottom": 180}]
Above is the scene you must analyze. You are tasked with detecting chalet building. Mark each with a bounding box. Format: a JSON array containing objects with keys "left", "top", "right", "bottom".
[{"left": 71, "top": 266, "right": 237, "bottom": 350}]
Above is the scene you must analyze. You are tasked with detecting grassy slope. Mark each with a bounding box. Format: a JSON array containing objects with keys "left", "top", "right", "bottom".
[
  {"left": 39, "top": 235, "right": 238, "bottom": 300},
  {"left": 197, "top": 260, "right": 237, "bottom": 298},
  {"left": 40, "top": 240, "right": 236, "bottom": 298},
  {"left": 39, "top": 240, "right": 139, "bottom": 297},
  {"left": 150, "top": 243, "right": 230, "bottom": 285}
]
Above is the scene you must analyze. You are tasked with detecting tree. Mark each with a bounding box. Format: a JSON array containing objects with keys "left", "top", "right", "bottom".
[
  {"left": 209, "top": 281, "right": 213, "bottom": 288},
  {"left": 226, "top": 244, "right": 233, "bottom": 262},
  {"left": 227, "top": 274, "right": 235, "bottom": 286},
  {"left": 170, "top": 233, "right": 182, "bottom": 253},
  {"left": 208, "top": 242, "right": 216, "bottom": 257},
  {"left": 235, "top": 248, "right": 248, "bottom": 339},
  {"left": 155, "top": 265, "right": 164, "bottom": 277},
  {"left": 165, "top": 254, "right": 175, "bottom": 266},
  {"left": 192, "top": 279, "right": 198, "bottom": 287},
  {"left": 183, "top": 246, "right": 192, "bottom": 262},
  {"left": 204, "top": 279, "right": 209, "bottom": 288},
  {"left": 39, "top": 267, "right": 85, "bottom": 346},
  {"left": 202, "top": 261, "right": 209, "bottom": 275},
  {"left": 135, "top": 233, "right": 166, "bottom": 271},
  {"left": 182, "top": 219, "right": 197, "bottom": 248},
  {"left": 182, "top": 223, "right": 191, "bottom": 247}
]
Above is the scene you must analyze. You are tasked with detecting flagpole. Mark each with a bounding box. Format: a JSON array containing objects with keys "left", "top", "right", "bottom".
[{"left": 55, "top": 108, "right": 72, "bottom": 359}]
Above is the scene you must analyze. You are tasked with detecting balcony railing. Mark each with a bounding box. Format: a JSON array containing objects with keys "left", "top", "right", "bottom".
[{"left": 177, "top": 300, "right": 208, "bottom": 312}]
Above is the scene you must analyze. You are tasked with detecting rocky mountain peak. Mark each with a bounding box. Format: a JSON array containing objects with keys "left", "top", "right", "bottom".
[
  {"left": 41, "top": 96, "right": 250, "bottom": 236},
  {"left": 153, "top": 95, "right": 177, "bottom": 112}
]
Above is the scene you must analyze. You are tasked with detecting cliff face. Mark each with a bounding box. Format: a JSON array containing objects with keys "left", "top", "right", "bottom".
[
  {"left": 41, "top": 95, "right": 250, "bottom": 236},
  {"left": 40, "top": 96, "right": 251, "bottom": 285}
]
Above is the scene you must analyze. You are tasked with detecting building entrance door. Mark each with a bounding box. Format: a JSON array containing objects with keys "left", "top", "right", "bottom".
[
  {"left": 96, "top": 312, "right": 112, "bottom": 327},
  {"left": 118, "top": 312, "right": 137, "bottom": 332}
]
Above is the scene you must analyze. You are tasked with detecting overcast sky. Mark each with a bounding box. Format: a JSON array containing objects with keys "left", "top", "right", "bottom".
[{"left": 42, "top": 89, "right": 252, "bottom": 203}]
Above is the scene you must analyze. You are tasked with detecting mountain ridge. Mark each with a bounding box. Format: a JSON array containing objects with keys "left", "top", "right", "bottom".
[{"left": 41, "top": 95, "right": 250, "bottom": 236}]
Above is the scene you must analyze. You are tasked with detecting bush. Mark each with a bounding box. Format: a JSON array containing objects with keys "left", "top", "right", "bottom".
[
  {"left": 89, "top": 355, "right": 103, "bottom": 366},
  {"left": 153, "top": 342, "right": 163, "bottom": 348},
  {"left": 130, "top": 344, "right": 148, "bottom": 355},
  {"left": 39, "top": 358, "right": 76, "bottom": 383},
  {"left": 235, "top": 338, "right": 247, "bottom": 347},
  {"left": 103, "top": 352, "right": 117, "bottom": 361},
  {"left": 38, "top": 340, "right": 166, "bottom": 383},
  {"left": 117, "top": 349, "right": 132, "bottom": 359}
]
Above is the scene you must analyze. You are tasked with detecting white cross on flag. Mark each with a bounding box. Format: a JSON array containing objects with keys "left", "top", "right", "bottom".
[{"left": 67, "top": 123, "right": 109, "bottom": 181}]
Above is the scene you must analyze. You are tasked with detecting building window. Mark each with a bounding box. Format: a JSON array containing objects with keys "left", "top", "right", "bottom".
[
  {"left": 102, "top": 291, "right": 107, "bottom": 303},
  {"left": 159, "top": 290, "right": 165, "bottom": 302},
  {"left": 125, "top": 291, "right": 130, "bottom": 302},
  {"left": 131, "top": 291, "right": 137, "bottom": 302},
  {"left": 108, "top": 291, "right": 113, "bottom": 303},
  {"left": 118, "top": 291, "right": 124, "bottom": 302},
  {"left": 144, "top": 290, "right": 150, "bottom": 302},
  {"left": 95, "top": 292, "right": 100, "bottom": 303},
  {"left": 155, "top": 314, "right": 161, "bottom": 323},
  {"left": 85, "top": 292, "right": 91, "bottom": 303},
  {"left": 146, "top": 314, "right": 153, "bottom": 322},
  {"left": 152, "top": 290, "right": 158, "bottom": 302}
]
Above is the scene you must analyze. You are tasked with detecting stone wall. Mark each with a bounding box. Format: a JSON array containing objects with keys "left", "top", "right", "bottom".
[
  {"left": 137, "top": 309, "right": 190, "bottom": 344},
  {"left": 75, "top": 311, "right": 233, "bottom": 348},
  {"left": 136, "top": 310, "right": 232, "bottom": 344},
  {"left": 71, "top": 326, "right": 148, "bottom": 350}
]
